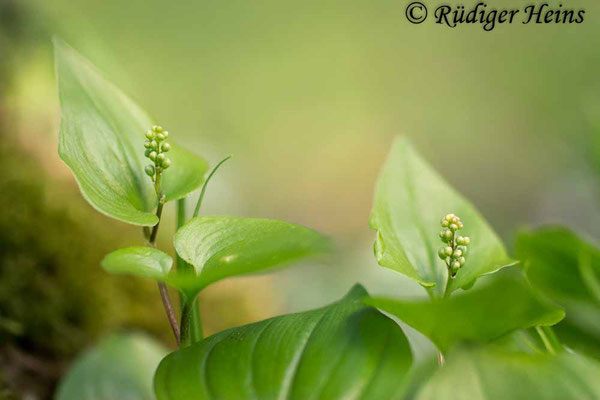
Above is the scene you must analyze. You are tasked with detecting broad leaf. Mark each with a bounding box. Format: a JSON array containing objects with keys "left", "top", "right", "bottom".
[
  {"left": 154, "top": 285, "right": 412, "bottom": 400},
  {"left": 416, "top": 346, "right": 600, "bottom": 400},
  {"left": 56, "top": 333, "right": 168, "bottom": 400},
  {"left": 54, "top": 38, "right": 208, "bottom": 226},
  {"left": 172, "top": 216, "right": 331, "bottom": 295},
  {"left": 369, "top": 136, "right": 514, "bottom": 296},
  {"left": 102, "top": 247, "right": 173, "bottom": 280},
  {"left": 516, "top": 227, "right": 600, "bottom": 359},
  {"left": 365, "top": 272, "right": 564, "bottom": 352}
]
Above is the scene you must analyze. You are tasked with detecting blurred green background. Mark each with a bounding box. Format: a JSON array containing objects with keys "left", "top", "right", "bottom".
[{"left": 2, "top": 0, "right": 600, "bottom": 397}]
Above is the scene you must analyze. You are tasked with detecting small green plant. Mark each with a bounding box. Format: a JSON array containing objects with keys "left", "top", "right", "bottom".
[{"left": 52, "top": 39, "right": 600, "bottom": 400}]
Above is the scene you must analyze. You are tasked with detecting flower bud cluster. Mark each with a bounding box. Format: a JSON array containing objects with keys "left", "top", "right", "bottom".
[
  {"left": 437, "top": 213, "right": 471, "bottom": 278},
  {"left": 143, "top": 125, "right": 172, "bottom": 182}
]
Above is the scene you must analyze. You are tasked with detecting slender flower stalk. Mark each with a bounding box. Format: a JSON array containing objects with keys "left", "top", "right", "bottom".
[{"left": 143, "top": 124, "right": 180, "bottom": 344}]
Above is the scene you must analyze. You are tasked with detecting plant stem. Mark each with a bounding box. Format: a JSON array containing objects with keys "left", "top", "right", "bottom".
[
  {"left": 176, "top": 198, "right": 203, "bottom": 346},
  {"left": 535, "top": 326, "right": 562, "bottom": 355},
  {"left": 145, "top": 171, "right": 180, "bottom": 344}
]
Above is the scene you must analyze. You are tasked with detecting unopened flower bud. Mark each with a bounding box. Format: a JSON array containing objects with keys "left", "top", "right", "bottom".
[
  {"left": 157, "top": 153, "right": 166, "bottom": 163},
  {"left": 161, "top": 158, "right": 172, "bottom": 169},
  {"left": 458, "top": 257, "right": 466, "bottom": 266},
  {"left": 438, "top": 248, "right": 447, "bottom": 260},
  {"left": 144, "top": 149, "right": 151, "bottom": 157},
  {"left": 144, "top": 165, "right": 155, "bottom": 177},
  {"left": 444, "top": 246, "right": 453, "bottom": 256},
  {"left": 144, "top": 141, "right": 152, "bottom": 148},
  {"left": 149, "top": 151, "right": 157, "bottom": 161},
  {"left": 445, "top": 213, "right": 455, "bottom": 222},
  {"left": 451, "top": 260, "right": 461, "bottom": 270},
  {"left": 441, "top": 219, "right": 449, "bottom": 227},
  {"left": 457, "top": 221, "right": 464, "bottom": 229},
  {"left": 162, "top": 143, "right": 171, "bottom": 152},
  {"left": 162, "top": 131, "right": 169, "bottom": 138},
  {"left": 452, "top": 249, "right": 463, "bottom": 258},
  {"left": 458, "top": 245, "right": 467, "bottom": 255},
  {"left": 463, "top": 236, "right": 471, "bottom": 245},
  {"left": 456, "top": 236, "right": 465, "bottom": 245},
  {"left": 145, "top": 130, "right": 154, "bottom": 139},
  {"left": 152, "top": 125, "right": 163, "bottom": 133},
  {"left": 150, "top": 140, "right": 158, "bottom": 149},
  {"left": 449, "top": 223, "right": 458, "bottom": 231},
  {"left": 156, "top": 133, "right": 165, "bottom": 141}
]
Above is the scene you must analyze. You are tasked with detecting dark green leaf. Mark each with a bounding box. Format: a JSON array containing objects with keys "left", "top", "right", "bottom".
[
  {"left": 154, "top": 285, "right": 412, "bottom": 400},
  {"left": 101, "top": 247, "right": 173, "bottom": 280},
  {"left": 369, "top": 137, "right": 514, "bottom": 296},
  {"left": 416, "top": 346, "right": 600, "bottom": 400},
  {"left": 365, "top": 273, "right": 564, "bottom": 352},
  {"left": 54, "top": 38, "right": 208, "bottom": 226},
  {"left": 516, "top": 227, "right": 600, "bottom": 359},
  {"left": 171, "top": 216, "right": 331, "bottom": 295},
  {"left": 56, "top": 333, "right": 168, "bottom": 400}
]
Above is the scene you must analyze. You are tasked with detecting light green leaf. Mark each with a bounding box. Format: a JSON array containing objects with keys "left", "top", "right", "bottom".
[
  {"left": 101, "top": 247, "right": 173, "bottom": 281},
  {"left": 369, "top": 136, "right": 515, "bottom": 296},
  {"left": 171, "top": 216, "right": 331, "bottom": 295},
  {"left": 154, "top": 285, "right": 412, "bottom": 400},
  {"left": 365, "top": 272, "right": 564, "bottom": 352},
  {"left": 54, "top": 38, "right": 208, "bottom": 226},
  {"left": 416, "top": 346, "right": 600, "bottom": 400},
  {"left": 56, "top": 333, "right": 168, "bottom": 400},
  {"left": 516, "top": 227, "right": 600, "bottom": 359}
]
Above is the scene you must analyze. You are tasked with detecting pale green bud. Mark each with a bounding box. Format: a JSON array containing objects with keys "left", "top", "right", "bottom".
[
  {"left": 156, "top": 133, "right": 165, "bottom": 141},
  {"left": 458, "top": 257, "right": 466, "bottom": 266},
  {"left": 152, "top": 125, "right": 163, "bottom": 133},
  {"left": 144, "top": 149, "right": 151, "bottom": 157},
  {"left": 162, "top": 131, "right": 169, "bottom": 138},
  {"left": 457, "top": 221, "right": 464, "bottom": 229},
  {"left": 161, "top": 158, "right": 172, "bottom": 169},
  {"left": 452, "top": 249, "right": 463, "bottom": 258},
  {"left": 162, "top": 142, "right": 171, "bottom": 152},
  {"left": 451, "top": 260, "right": 461, "bottom": 270},
  {"left": 145, "top": 130, "right": 154, "bottom": 139},
  {"left": 157, "top": 153, "right": 166, "bottom": 163},
  {"left": 444, "top": 246, "right": 453, "bottom": 256},
  {"left": 438, "top": 248, "right": 447, "bottom": 260},
  {"left": 445, "top": 213, "right": 456, "bottom": 222},
  {"left": 456, "top": 236, "right": 465, "bottom": 245},
  {"left": 451, "top": 216, "right": 459, "bottom": 224},
  {"left": 449, "top": 223, "right": 458, "bottom": 231},
  {"left": 149, "top": 151, "right": 157, "bottom": 161},
  {"left": 441, "top": 219, "right": 449, "bottom": 227},
  {"left": 144, "top": 165, "right": 155, "bottom": 176},
  {"left": 150, "top": 140, "right": 158, "bottom": 149},
  {"left": 144, "top": 141, "right": 152, "bottom": 149},
  {"left": 463, "top": 236, "right": 471, "bottom": 245},
  {"left": 458, "top": 245, "right": 467, "bottom": 255}
]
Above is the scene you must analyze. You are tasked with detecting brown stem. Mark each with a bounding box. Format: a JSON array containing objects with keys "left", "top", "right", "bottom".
[{"left": 158, "top": 281, "right": 180, "bottom": 345}]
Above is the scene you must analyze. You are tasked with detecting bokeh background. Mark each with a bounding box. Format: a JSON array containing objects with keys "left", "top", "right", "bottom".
[{"left": 1, "top": 0, "right": 600, "bottom": 397}]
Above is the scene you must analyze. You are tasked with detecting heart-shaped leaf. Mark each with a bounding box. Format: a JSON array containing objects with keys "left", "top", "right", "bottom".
[
  {"left": 154, "top": 285, "right": 412, "bottom": 400},
  {"left": 369, "top": 137, "right": 515, "bottom": 296},
  {"left": 102, "top": 247, "right": 173, "bottom": 281},
  {"left": 54, "top": 38, "right": 208, "bottom": 226},
  {"left": 171, "top": 216, "right": 331, "bottom": 296},
  {"left": 416, "top": 346, "right": 600, "bottom": 400},
  {"left": 365, "top": 272, "right": 564, "bottom": 352},
  {"left": 56, "top": 333, "right": 168, "bottom": 400},
  {"left": 516, "top": 227, "right": 600, "bottom": 359}
]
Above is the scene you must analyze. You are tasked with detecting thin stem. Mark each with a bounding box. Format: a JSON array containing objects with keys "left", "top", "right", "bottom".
[
  {"left": 179, "top": 298, "right": 194, "bottom": 347},
  {"left": 193, "top": 155, "right": 231, "bottom": 217},
  {"left": 159, "top": 282, "right": 180, "bottom": 345},
  {"left": 535, "top": 326, "right": 561, "bottom": 355},
  {"left": 146, "top": 171, "right": 180, "bottom": 344}
]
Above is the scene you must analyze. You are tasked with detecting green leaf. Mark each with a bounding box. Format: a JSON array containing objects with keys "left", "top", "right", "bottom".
[
  {"left": 171, "top": 216, "right": 331, "bottom": 295},
  {"left": 416, "top": 346, "right": 600, "bottom": 400},
  {"left": 369, "top": 136, "right": 515, "bottom": 296},
  {"left": 56, "top": 333, "right": 168, "bottom": 400},
  {"left": 365, "top": 272, "right": 564, "bottom": 352},
  {"left": 54, "top": 38, "right": 208, "bottom": 226},
  {"left": 101, "top": 247, "right": 173, "bottom": 280},
  {"left": 154, "top": 285, "right": 412, "bottom": 400},
  {"left": 516, "top": 227, "right": 600, "bottom": 359}
]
